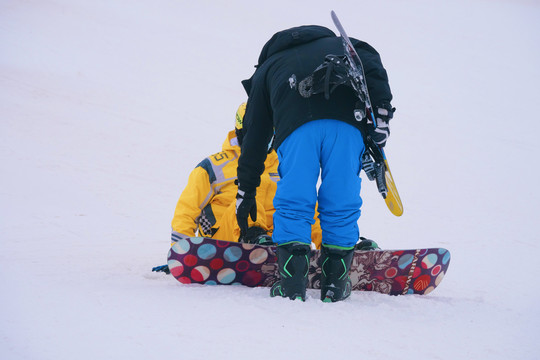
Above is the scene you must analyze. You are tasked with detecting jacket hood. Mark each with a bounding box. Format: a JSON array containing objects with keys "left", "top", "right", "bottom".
[
  {"left": 222, "top": 130, "right": 278, "bottom": 166},
  {"left": 222, "top": 130, "right": 241, "bottom": 155},
  {"left": 257, "top": 25, "right": 336, "bottom": 66},
  {"left": 242, "top": 25, "right": 336, "bottom": 94}
]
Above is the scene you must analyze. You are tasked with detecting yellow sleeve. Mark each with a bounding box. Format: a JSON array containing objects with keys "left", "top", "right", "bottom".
[{"left": 171, "top": 166, "right": 213, "bottom": 240}]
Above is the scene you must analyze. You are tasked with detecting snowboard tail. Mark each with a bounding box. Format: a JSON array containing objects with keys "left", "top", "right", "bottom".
[
  {"left": 167, "top": 237, "right": 450, "bottom": 296},
  {"left": 383, "top": 158, "right": 403, "bottom": 216}
]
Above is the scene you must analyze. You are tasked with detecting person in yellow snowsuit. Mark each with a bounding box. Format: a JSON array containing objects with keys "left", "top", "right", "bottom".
[{"left": 171, "top": 103, "right": 323, "bottom": 247}]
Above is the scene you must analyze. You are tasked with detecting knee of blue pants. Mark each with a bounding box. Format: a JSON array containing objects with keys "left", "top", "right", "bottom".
[{"left": 272, "top": 155, "right": 317, "bottom": 245}]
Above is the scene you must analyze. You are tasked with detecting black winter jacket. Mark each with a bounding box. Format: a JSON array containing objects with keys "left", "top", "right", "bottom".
[{"left": 238, "top": 25, "right": 393, "bottom": 193}]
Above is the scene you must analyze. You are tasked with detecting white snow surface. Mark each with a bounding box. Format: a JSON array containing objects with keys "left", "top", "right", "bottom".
[{"left": 1, "top": 0, "right": 539, "bottom": 359}]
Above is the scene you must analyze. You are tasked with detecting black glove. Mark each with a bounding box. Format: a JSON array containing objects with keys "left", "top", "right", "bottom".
[
  {"left": 152, "top": 264, "right": 170, "bottom": 274},
  {"left": 368, "top": 103, "right": 395, "bottom": 148},
  {"left": 236, "top": 189, "right": 257, "bottom": 238}
]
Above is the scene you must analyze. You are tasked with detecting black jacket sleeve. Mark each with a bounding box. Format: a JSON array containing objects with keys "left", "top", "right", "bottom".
[{"left": 236, "top": 70, "right": 275, "bottom": 194}]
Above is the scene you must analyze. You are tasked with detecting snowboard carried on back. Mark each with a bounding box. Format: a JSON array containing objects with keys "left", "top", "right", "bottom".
[{"left": 167, "top": 237, "right": 450, "bottom": 296}]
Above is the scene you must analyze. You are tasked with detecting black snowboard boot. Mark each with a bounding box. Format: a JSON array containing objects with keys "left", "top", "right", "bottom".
[
  {"left": 270, "top": 242, "right": 311, "bottom": 301},
  {"left": 320, "top": 245, "right": 355, "bottom": 302}
]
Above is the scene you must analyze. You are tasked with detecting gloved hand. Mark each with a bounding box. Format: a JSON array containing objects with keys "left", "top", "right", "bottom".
[
  {"left": 368, "top": 103, "right": 395, "bottom": 148},
  {"left": 152, "top": 264, "right": 170, "bottom": 274},
  {"left": 236, "top": 189, "right": 257, "bottom": 238}
]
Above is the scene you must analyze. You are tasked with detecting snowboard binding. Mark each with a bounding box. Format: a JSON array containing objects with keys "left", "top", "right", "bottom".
[
  {"left": 355, "top": 237, "right": 380, "bottom": 251},
  {"left": 241, "top": 226, "right": 274, "bottom": 246}
]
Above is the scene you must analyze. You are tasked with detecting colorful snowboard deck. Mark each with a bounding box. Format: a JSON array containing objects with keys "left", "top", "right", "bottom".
[{"left": 167, "top": 237, "right": 450, "bottom": 296}]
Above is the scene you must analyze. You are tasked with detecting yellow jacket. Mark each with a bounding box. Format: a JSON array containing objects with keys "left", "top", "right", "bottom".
[
  {"left": 171, "top": 130, "right": 279, "bottom": 242},
  {"left": 171, "top": 130, "right": 323, "bottom": 248}
]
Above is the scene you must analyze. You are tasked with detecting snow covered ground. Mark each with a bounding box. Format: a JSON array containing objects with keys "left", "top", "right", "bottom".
[{"left": 1, "top": 0, "right": 539, "bottom": 359}]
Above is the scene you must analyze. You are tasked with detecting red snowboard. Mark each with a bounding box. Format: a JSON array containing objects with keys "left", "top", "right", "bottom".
[{"left": 167, "top": 237, "right": 450, "bottom": 296}]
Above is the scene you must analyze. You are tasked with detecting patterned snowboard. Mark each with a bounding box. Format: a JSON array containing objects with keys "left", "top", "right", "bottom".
[{"left": 167, "top": 237, "right": 451, "bottom": 296}]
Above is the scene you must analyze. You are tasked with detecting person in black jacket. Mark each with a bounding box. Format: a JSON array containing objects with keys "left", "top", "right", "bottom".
[{"left": 235, "top": 25, "right": 394, "bottom": 302}]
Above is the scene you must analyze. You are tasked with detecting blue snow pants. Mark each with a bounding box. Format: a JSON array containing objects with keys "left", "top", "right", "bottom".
[{"left": 272, "top": 119, "right": 365, "bottom": 249}]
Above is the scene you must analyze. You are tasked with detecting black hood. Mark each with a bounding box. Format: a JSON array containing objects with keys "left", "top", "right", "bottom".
[
  {"left": 242, "top": 25, "right": 336, "bottom": 94},
  {"left": 256, "top": 25, "right": 335, "bottom": 66}
]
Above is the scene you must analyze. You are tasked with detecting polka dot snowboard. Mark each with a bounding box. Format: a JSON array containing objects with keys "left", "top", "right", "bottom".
[{"left": 167, "top": 237, "right": 451, "bottom": 296}]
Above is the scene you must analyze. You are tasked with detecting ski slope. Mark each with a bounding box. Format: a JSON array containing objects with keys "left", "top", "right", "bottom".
[{"left": 1, "top": 0, "right": 539, "bottom": 359}]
